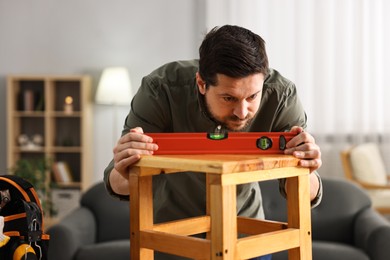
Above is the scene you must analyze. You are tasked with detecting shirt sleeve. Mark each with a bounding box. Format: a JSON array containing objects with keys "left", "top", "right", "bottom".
[
  {"left": 103, "top": 75, "right": 171, "bottom": 201},
  {"left": 103, "top": 160, "right": 130, "bottom": 201},
  {"left": 278, "top": 171, "right": 323, "bottom": 208}
]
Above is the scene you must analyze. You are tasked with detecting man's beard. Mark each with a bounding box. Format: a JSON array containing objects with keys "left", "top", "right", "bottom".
[
  {"left": 224, "top": 115, "right": 253, "bottom": 132},
  {"left": 204, "top": 102, "right": 253, "bottom": 132}
]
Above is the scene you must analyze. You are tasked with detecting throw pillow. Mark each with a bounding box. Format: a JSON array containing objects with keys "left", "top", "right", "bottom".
[{"left": 350, "top": 143, "right": 387, "bottom": 185}]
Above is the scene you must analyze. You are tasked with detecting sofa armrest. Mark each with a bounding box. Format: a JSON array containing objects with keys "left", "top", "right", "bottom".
[
  {"left": 354, "top": 208, "right": 390, "bottom": 260},
  {"left": 47, "top": 207, "right": 97, "bottom": 260}
]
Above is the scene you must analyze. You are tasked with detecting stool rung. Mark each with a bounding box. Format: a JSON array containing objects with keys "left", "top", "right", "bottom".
[
  {"left": 140, "top": 230, "right": 211, "bottom": 259},
  {"left": 237, "top": 216, "right": 288, "bottom": 235},
  {"left": 153, "top": 216, "right": 211, "bottom": 236},
  {"left": 237, "top": 229, "right": 300, "bottom": 259}
]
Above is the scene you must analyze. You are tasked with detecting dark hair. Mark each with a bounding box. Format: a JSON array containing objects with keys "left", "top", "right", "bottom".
[{"left": 198, "top": 25, "right": 269, "bottom": 87}]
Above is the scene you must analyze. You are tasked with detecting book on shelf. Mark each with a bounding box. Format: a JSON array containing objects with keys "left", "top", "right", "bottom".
[
  {"left": 19, "top": 90, "right": 44, "bottom": 111},
  {"left": 23, "top": 90, "right": 34, "bottom": 111},
  {"left": 52, "top": 161, "right": 73, "bottom": 183}
]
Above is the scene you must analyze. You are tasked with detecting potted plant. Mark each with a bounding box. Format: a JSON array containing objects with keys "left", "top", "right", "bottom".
[{"left": 9, "top": 158, "right": 56, "bottom": 217}]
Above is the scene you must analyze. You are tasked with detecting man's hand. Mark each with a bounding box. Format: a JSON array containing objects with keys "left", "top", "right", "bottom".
[
  {"left": 113, "top": 127, "right": 158, "bottom": 179},
  {"left": 284, "top": 126, "right": 322, "bottom": 202},
  {"left": 284, "top": 126, "right": 322, "bottom": 173}
]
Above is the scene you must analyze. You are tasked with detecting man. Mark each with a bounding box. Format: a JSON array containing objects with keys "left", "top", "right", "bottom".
[{"left": 104, "top": 25, "right": 322, "bottom": 260}]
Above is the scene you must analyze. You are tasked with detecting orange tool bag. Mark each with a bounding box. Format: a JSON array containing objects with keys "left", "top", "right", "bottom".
[{"left": 0, "top": 175, "right": 49, "bottom": 260}]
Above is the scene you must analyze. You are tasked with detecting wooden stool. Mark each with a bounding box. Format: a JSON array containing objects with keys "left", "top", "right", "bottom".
[{"left": 129, "top": 154, "right": 312, "bottom": 259}]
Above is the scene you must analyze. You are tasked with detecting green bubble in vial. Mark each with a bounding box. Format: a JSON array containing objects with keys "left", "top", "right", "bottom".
[
  {"left": 261, "top": 139, "right": 268, "bottom": 148},
  {"left": 209, "top": 133, "right": 226, "bottom": 140}
]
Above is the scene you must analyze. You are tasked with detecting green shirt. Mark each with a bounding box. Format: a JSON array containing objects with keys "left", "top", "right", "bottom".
[{"left": 104, "top": 59, "right": 320, "bottom": 224}]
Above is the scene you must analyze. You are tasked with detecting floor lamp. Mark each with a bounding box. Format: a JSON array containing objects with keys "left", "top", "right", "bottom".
[{"left": 95, "top": 67, "right": 133, "bottom": 145}]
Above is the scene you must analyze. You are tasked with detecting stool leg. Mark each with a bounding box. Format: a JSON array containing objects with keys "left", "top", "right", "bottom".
[
  {"left": 209, "top": 174, "right": 237, "bottom": 260},
  {"left": 130, "top": 170, "right": 154, "bottom": 260},
  {"left": 286, "top": 174, "right": 312, "bottom": 260},
  {"left": 206, "top": 174, "right": 211, "bottom": 240}
]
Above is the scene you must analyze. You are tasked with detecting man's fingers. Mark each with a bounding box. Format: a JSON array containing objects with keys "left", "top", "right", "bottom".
[
  {"left": 120, "top": 131, "right": 154, "bottom": 144},
  {"left": 283, "top": 128, "right": 322, "bottom": 173},
  {"left": 286, "top": 131, "right": 315, "bottom": 149},
  {"left": 114, "top": 154, "right": 142, "bottom": 177},
  {"left": 130, "top": 127, "right": 144, "bottom": 134},
  {"left": 299, "top": 158, "right": 322, "bottom": 172},
  {"left": 118, "top": 140, "right": 158, "bottom": 151}
]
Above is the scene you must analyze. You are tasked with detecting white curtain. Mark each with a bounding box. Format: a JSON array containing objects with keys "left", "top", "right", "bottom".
[{"left": 205, "top": 0, "right": 390, "bottom": 178}]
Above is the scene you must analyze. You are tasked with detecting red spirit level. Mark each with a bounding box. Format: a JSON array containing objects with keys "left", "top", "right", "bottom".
[{"left": 147, "top": 132, "right": 296, "bottom": 155}]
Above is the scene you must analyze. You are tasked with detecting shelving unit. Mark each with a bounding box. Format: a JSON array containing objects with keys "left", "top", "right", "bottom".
[{"left": 6, "top": 75, "right": 93, "bottom": 219}]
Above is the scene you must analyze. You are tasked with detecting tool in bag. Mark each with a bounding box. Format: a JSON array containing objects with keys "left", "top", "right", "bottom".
[{"left": 0, "top": 175, "right": 49, "bottom": 260}]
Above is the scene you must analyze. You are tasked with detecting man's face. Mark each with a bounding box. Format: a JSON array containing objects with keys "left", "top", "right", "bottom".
[{"left": 196, "top": 72, "right": 264, "bottom": 131}]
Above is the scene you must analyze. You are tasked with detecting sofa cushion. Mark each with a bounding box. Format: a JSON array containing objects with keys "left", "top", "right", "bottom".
[
  {"left": 311, "top": 178, "right": 371, "bottom": 244},
  {"left": 260, "top": 178, "right": 371, "bottom": 244},
  {"left": 75, "top": 240, "right": 130, "bottom": 260},
  {"left": 350, "top": 142, "right": 387, "bottom": 185},
  {"left": 366, "top": 189, "right": 390, "bottom": 208},
  {"left": 80, "top": 182, "right": 130, "bottom": 243},
  {"left": 271, "top": 241, "right": 369, "bottom": 260},
  {"left": 312, "top": 241, "right": 369, "bottom": 260}
]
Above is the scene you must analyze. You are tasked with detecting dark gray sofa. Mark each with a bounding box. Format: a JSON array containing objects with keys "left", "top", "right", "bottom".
[
  {"left": 47, "top": 178, "right": 390, "bottom": 260},
  {"left": 261, "top": 178, "right": 390, "bottom": 260},
  {"left": 47, "top": 182, "right": 130, "bottom": 260}
]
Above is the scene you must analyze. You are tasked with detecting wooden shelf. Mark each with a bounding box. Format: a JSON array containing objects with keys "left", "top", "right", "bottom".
[
  {"left": 14, "top": 147, "right": 46, "bottom": 153},
  {"left": 13, "top": 111, "right": 46, "bottom": 117},
  {"left": 49, "top": 111, "right": 82, "bottom": 117},
  {"left": 7, "top": 75, "right": 93, "bottom": 220},
  {"left": 50, "top": 147, "right": 82, "bottom": 153}
]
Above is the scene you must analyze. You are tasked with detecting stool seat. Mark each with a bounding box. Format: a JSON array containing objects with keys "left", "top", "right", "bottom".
[{"left": 129, "top": 154, "right": 312, "bottom": 260}]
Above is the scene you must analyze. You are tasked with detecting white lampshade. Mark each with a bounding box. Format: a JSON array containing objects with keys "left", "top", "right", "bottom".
[{"left": 95, "top": 67, "right": 133, "bottom": 105}]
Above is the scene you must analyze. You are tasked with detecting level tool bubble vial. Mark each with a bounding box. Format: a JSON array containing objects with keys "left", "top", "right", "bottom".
[
  {"left": 207, "top": 132, "right": 228, "bottom": 140},
  {"left": 257, "top": 136, "right": 272, "bottom": 150}
]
